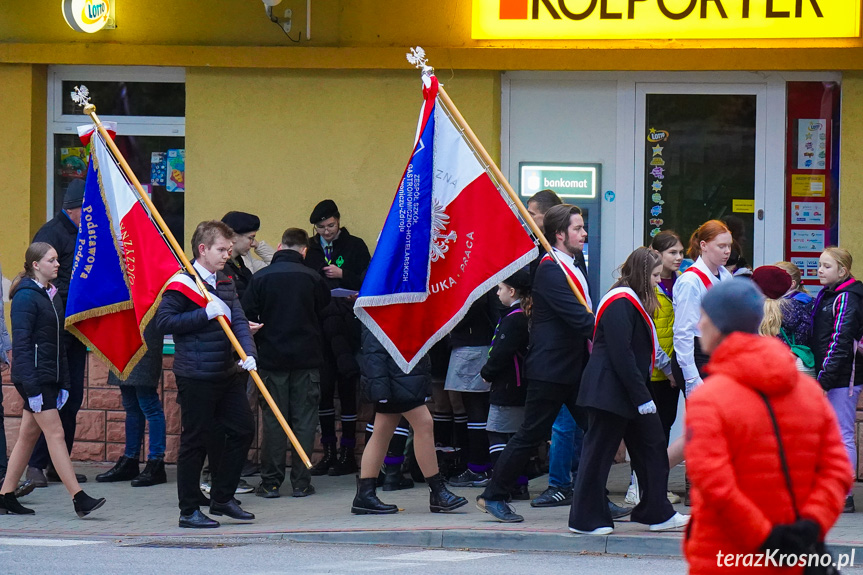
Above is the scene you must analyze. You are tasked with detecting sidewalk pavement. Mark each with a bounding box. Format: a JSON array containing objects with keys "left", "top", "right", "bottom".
[{"left": 1, "top": 462, "right": 861, "bottom": 558}]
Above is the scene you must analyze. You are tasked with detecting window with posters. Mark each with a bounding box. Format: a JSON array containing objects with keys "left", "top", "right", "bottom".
[{"left": 784, "top": 82, "right": 840, "bottom": 287}]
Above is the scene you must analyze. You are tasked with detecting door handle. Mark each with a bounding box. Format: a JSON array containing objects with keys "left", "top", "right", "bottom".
[{"left": 757, "top": 209, "right": 764, "bottom": 221}]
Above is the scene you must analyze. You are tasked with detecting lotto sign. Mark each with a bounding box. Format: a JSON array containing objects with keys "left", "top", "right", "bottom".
[
  {"left": 472, "top": 0, "right": 861, "bottom": 39},
  {"left": 63, "top": 0, "right": 110, "bottom": 33}
]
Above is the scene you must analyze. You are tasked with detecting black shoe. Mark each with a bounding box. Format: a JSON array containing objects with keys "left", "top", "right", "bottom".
[
  {"left": 310, "top": 443, "right": 337, "bottom": 477},
  {"left": 292, "top": 485, "right": 316, "bottom": 498},
  {"left": 510, "top": 484, "right": 531, "bottom": 501},
  {"left": 47, "top": 466, "right": 87, "bottom": 484},
  {"left": 210, "top": 498, "right": 255, "bottom": 521},
  {"left": 72, "top": 490, "right": 106, "bottom": 518},
  {"left": 328, "top": 445, "right": 359, "bottom": 476},
  {"left": 351, "top": 477, "right": 398, "bottom": 515},
  {"left": 381, "top": 463, "right": 415, "bottom": 492},
  {"left": 476, "top": 496, "right": 524, "bottom": 522},
  {"left": 524, "top": 456, "right": 545, "bottom": 480},
  {"left": 844, "top": 495, "right": 856, "bottom": 513},
  {"left": 448, "top": 469, "right": 490, "bottom": 487},
  {"left": 255, "top": 483, "right": 280, "bottom": 499},
  {"left": 131, "top": 458, "right": 167, "bottom": 487},
  {"left": 0, "top": 492, "right": 35, "bottom": 515},
  {"left": 96, "top": 456, "right": 140, "bottom": 483},
  {"left": 179, "top": 509, "right": 220, "bottom": 529},
  {"left": 14, "top": 480, "right": 36, "bottom": 499},
  {"left": 26, "top": 466, "right": 48, "bottom": 488},
  {"left": 427, "top": 473, "right": 468, "bottom": 513},
  {"left": 241, "top": 460, "right": 260, "bottom": 477},
  {"left": 608, "top": 498, "right": 633, "bottom": 519},
  {"left": 531, "top": 485, "right": 573, "bottom": 508}
]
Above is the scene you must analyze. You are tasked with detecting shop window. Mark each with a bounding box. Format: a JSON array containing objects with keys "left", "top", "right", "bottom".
[{"left": 48, "top": 66, "right": 186, "bottom": 242}]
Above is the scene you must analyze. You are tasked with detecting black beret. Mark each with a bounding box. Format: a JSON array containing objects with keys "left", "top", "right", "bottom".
[
  {"left": 221, "top": 211, "right": 260, "bottom": 235},
  {"left": 309, "top": 199, "right": 340, "bottom": 225},
  {"left": 63, "top": 179, "right": 85, "bottom": 209},
  {"left": 502, "top": 269, "right": 531, "bottom": 293}
]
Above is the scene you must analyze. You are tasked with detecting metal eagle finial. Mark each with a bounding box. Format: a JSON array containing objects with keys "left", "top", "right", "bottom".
[
  {"left": 71, "top": 85, "right": 97, "bottom": 115},
  {"left": 406, "top": 46, "right": 434, "bottom": 77}
]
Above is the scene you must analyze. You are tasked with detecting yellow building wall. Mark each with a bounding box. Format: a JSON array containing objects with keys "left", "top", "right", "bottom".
[
  {"left": 840, "top": 73, "right": 863, "bottom": 260},
  {"left": 0, "top": 64, "right": 46, "bottom": 302},
  {"left": 185, "top": 68, "right": 500, "bottom": 253}
]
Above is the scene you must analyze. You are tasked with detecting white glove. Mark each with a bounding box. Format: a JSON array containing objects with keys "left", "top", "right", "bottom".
[
  {"left": 29, "top": 394, "right": 44, "bottom": 413},
  {"left": 239, "top": 356, "right": 257, "bottom": 372},
  {"left": 637, "top": 400, "right": 657, "bottom": 415},
  {"left": 57, "top": 389, "right": 69, "bottom": 410},
  {"left": 685, "top": 377, "right": 704, "bottom": 397},
  {"left": 205, "top": 296, "right": 231, "bottom": 321}
]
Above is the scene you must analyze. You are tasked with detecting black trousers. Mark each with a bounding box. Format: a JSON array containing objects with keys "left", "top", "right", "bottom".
[
  {"left": 569, "top": 407, "right": 675, "bottom": 531},
  {"left": 670, "top": 338, "right": 710, "bottom": 399},
  {"left": 318, "top": 354, "right": 358, "bottom": 444},
  {"left": 480, "top": 380, "right": 586, "bottom": 501},
  {"left": 30, "top": 333, "right": 86, "bottom": 469},
  {"left": 176, "top": 374, "right": 254, "bottom": 515},
  {"left": 463, "top": 391, "right": 490, "bottom": 467},
  {"left": 647, "top": 379, "right": 680, "bottom": 445}
]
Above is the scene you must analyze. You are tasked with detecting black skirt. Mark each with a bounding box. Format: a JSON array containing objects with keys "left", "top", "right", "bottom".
[
  {"left": 15, "top": 382, "right": 61, "bottom": 413},
  {"left": 375, "top": 398, "right": 428, "bottom": 414}
]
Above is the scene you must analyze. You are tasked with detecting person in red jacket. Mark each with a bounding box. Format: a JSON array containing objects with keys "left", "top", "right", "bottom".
[{"left": 684, "top": 280, "right": 851, "bottom": 574}]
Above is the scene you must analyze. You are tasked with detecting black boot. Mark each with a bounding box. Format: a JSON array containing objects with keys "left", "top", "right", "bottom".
[
  {"left": 427, "top": 473, "right": 468, "bottom": 513},
  {"left": 329, "top": 445, "right": 359, "bottom": 476},
  {"left": 310, "top": 443, "right": 337, "bottom": 477},
  {"left": 72, "top": 490, "right": 106, "bottom": 518},
  {"left": 381, "top": 463, "right": 414, "bottom": 492},
  {"left": 351, "top": 477, "right": 398, "bottom": 515},
  {"left": 0, "top": 492, "right": 35, "bottom": 515},
  {"left": 131, "top": 458, "right": 167, "bottom": 487},
  {"left": 96, "top": 456, "right": 140, "bottom": 483}
]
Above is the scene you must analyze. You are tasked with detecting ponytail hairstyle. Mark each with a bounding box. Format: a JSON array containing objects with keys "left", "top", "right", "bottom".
[
  {"left": 10, "top": 242, "right": 55, "bottom": 297},
  {"left": 759, "top": 298, "right": 788, "bottom": 338},
  {"left": 822, "top": 246, "right": 853, "bottom": 281},
  {"left": 773, "top": 261, "right": 808, "bottom": 295},
  {"left": 687, "top": 220, "right": 731, "bottom": 260},
  {"left": 613, "top": 247, "right": 662, "bottom": 315}
]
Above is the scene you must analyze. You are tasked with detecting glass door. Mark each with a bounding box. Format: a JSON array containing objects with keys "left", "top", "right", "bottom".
[{"left": 635, "top": 84, "right": 768, "bottom": 268}]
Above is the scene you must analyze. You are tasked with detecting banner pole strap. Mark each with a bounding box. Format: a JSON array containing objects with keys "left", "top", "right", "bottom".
[
  {"left": 435, "top": 86, "right": 592, "bottom": 313},
  {"left": 82, "top": 104, "right": 312, "bottom": 469}
]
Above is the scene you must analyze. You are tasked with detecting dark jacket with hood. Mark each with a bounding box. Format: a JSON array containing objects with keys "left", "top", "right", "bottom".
[
  {"left": 32, "top": 211, "right": 78, "bottom": 304},
  {"left": 242, "top": 249, "right": 331, "bottom": 371},
  {"left": 305, "top": 227, "right": 371, "bottom": 292},
  {"left": 481, "top": 302, "right": 529, "bottom": 407},
  {"left": 10, "top": 278, "right": 70, "bottom": 397},
  {"left": 155, "top": 267, "right": 256, "bottom": 381},
  {"left": 684, "top": 333, "right": 851, "bottom": 574},
  {"left": 223, "top": 256, "right": 254, "bottom": 303},
  {"left": 811, "top": 277, "right": 863, "bottom": 391},
  {"left": 360, "top": 325, "right": 431, "bottom": 406}
]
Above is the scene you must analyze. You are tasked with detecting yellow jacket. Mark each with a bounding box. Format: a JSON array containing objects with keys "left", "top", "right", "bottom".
[{"left": 651, "top": 282, "right": 675, "bottom": 381}]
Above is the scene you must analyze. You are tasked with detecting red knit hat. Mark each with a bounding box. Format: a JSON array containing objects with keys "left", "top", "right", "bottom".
[{"left": 751, "top": 266, "right": 792, "bottom": 300}]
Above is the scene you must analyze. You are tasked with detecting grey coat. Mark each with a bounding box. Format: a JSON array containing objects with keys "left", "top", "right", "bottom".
[{"left": 107, "top": 323, "right": 163, "bottom": 388}]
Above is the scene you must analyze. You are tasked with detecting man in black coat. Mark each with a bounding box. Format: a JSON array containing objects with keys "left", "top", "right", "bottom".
[
  {"left": 305, "top": 199, "right": 371, "bottom": 476},
  {"left": 242, "top": 228, "right": 331, "bottom": 499},
  {"left": 477, "top": 204, "right": 595, "bottom": 522},
  {"left": 26, "top": 179, "right": 88, "bottom": 486},
  {"left": 155, "top": 220, "right": 257, "bottom": 529}
]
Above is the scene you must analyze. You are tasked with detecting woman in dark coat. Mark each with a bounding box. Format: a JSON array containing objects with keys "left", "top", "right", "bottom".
[
  {"left": 0, "top": 242, "right": 105, "bottom": 517},
  {"left": 351, "top": 326, "right": 467, "bottom": 515},
  {"left": 570, "top": 247, "right": 687, "bottom": 534},
  {"left": 95, "top": 324, "right": 166, "bottom": 487}
]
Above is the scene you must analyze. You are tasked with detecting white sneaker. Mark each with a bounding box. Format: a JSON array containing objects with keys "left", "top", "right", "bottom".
[
  {"left": 667, "top": 491, "right": 681, "bottom": 504},
  {"left": 569, "top": 526, "right": 614, "bottom": 535},
  {"left": 649, "top": 512, "right": 690, "bottom": 531}
]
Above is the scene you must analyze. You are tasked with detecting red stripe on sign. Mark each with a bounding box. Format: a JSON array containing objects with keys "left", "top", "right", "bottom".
[{"left": 500, "top": 0, "right": 528, "bottom": 19}]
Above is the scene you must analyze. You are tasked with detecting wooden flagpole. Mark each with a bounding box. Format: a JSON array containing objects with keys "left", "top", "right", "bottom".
[
  {"left": 79, "top": 100, "right": 312, "bottom": 469},
  {"left": 432, "top": 78, "right": 592, "bottom": 314}
]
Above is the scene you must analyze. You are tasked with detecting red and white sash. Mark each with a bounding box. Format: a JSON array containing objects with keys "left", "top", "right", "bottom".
[
  {"left": 594, "top": 286, "right": 659, "bottom": 373},
  {"left": 684, "top": 266, "right": 714, "bottom": 291},
  {"left": 541, "top": 249, "right": 592, "bottom": 309},
  {"left": 165, "top": 272, "right": 232, "bottom": 325}
]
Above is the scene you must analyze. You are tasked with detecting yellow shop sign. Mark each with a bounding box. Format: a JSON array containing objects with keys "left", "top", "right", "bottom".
[
  {"left": 63, "top": 0, "right": 111, "bottom": 34},
  {"left": 472, "top": 0, "right": 861, "bottom": 39}
]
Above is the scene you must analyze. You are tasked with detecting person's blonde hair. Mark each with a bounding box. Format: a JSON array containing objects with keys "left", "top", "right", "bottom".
[
  {"left": 759, "top": 298, "right": 788, "bottom": 337},
  {"left": 773, "top": 261, "right": 808, "bottom": 294},
  {"left": 822, "top": 247, "right": 853, "bottom": 280}
]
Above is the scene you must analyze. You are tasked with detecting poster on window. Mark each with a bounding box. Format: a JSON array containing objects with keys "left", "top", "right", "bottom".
[
  {"left": 166, "top": 149, "right": 185, "bottom": 192},
  {"left": 791, "top": 202, "right": 825, "bottom": 225},
  {"left": 790, "top": 229, "right": 825, "bottom": 253},
  {"left": 797, "top": 119, "right": 827, "bottom": 170},
  {"left": 150, "top": 152, "right": 167, "bottom": 186},
  {"left": 791, "top": 257, "right": 820, "bottom": 280}
]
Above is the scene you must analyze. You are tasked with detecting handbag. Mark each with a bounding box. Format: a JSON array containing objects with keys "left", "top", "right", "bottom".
[{"left": 759, "top": 392, "right": 840, "bottom": 575}]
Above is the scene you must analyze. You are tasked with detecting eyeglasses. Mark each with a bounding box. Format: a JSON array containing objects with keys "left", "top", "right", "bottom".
[{"left": 314, "top": 222, "right": 338, "bottom": 232}]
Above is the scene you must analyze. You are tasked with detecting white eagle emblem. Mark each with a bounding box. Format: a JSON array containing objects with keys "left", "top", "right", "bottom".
[{"left": 430, "top": 200, "right": 457, "bottom": 262}]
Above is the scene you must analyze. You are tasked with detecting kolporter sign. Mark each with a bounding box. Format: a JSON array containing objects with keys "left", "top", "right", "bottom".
[
  {"left": 63, "top": 0, "right": 111, "bottom": 34},
  {"left": 472, "top": 0, "right": 861, "bottom": 39},
  {"left": 520, "top": 163, "right": 599, "bottom": 200}
]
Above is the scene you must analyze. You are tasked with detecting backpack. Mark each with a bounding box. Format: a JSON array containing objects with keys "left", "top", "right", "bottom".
[{"left": 780, "top": 327, "right": 815, "bottom": 377}]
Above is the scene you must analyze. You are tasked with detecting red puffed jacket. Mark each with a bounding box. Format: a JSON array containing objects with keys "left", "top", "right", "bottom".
[{"left": 684, "top": 332, "right": 852, "bottom": 574}]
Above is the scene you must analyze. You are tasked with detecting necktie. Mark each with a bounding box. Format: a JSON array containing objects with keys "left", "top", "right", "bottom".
[{"left": 325, "top": 244, "right": 333, "bottom": 265}]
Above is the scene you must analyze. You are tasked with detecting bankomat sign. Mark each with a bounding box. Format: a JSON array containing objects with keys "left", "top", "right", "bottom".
[{"left": 472, "top": 0, "right": 861, "bottom": 39}]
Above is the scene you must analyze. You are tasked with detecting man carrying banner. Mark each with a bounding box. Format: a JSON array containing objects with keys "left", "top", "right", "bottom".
[
  {"left": 156, "top": 220, "right": 257, "bottom": 529},
  {"left": 477, "top": 204, "right": 595, "bottom": 523}
]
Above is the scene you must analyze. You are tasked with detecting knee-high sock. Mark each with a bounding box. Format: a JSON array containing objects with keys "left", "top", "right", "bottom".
[
  {"left": 433, "top": 411, "right": 454, "bottom": 448},
  {"left": 453, "top": 412, "right": 468, "bottom": 452}
]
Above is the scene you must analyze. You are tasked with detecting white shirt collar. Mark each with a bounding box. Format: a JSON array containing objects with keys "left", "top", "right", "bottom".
[
  {"left": 193, "top": 260, "right": 217, "bottom": 288},
  {"left": 551, "top": 246, "right": 576, "bottom": 269}
]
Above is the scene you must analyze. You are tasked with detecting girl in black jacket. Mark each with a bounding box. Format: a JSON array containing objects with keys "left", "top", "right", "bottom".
[
  {"left": 0, "top": 242, "right": 105, "bottom": 517},
  {"left": 812, "top": 247, "right": 863, "bottom": 513},
  {"left": 570, "top": 247, "right": 686, "bottom": 535},
  {"left": 481, "top": 270, "right": 531, "bottom": 500}
]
